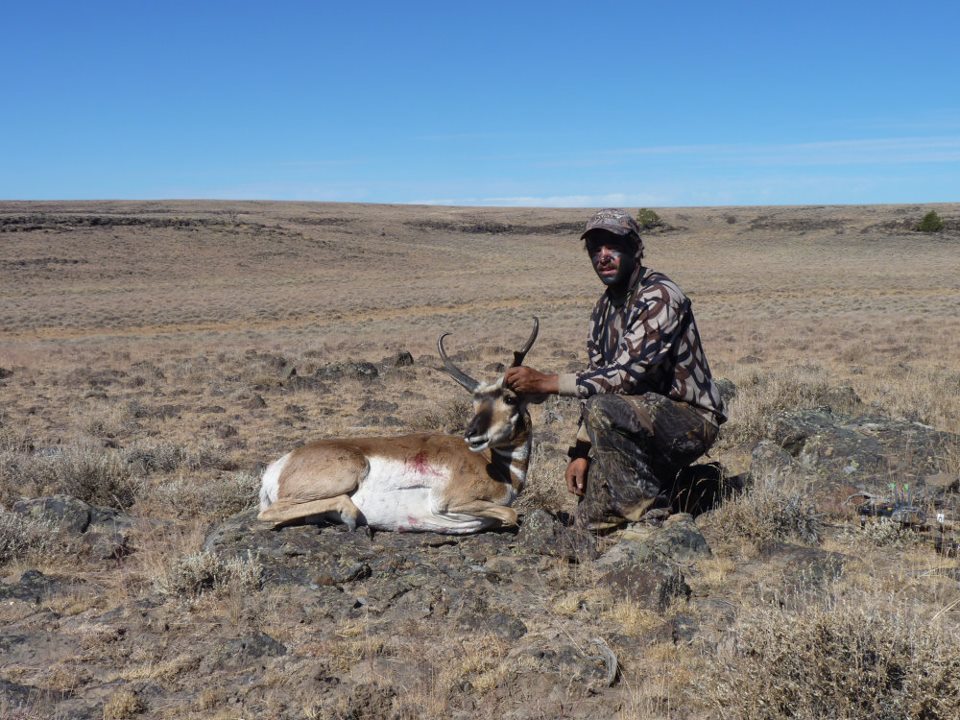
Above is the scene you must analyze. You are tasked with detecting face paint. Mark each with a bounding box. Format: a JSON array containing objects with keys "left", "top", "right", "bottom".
[{"left": 591, "top": 246, "right": 633, "bottom": 286}]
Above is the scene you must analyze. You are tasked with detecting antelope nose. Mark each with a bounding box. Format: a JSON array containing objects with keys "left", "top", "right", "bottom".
[{"left": 465, "top": 413, "right": 485, "bottom": 439}]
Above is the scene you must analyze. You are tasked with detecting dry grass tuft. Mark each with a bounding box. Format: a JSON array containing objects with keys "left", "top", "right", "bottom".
[
  {"left": 1, "top": 444, "right": 141, "bottom": 510},
  {"left": 839, "top": 518, "right": 922, "bottom": 549},
  {"left": 409, "top": 396, "right": 472, "bottom": 434},
  {"left": 0, "top": 510, "right": 64, "bottom": 565},
  {"left": 141, "top": 471, "right": 259, "bottom": 520},
  {"left": 102, "top": 688, "right": 145, "bottom": 719},
  {"left": 707, "top": 599, "right": 960, "bottom": 719},
  {"left": 155, "top": 550, "right": 263, "bottom": 599},
  {"left": 709, "top": 467, "right": 823, "bottom": 546},
  {"left": 124, "top": 438, "right": 235, "bottom": 474},
  {"left": 721, "top": 365, "right": 861, "bottom": 445}
]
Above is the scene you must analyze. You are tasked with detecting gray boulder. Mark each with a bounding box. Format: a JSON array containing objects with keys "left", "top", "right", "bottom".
[
  {"left": 594, "top": 539, "right": 690, "bottom": 611},
  {"left": 760, "top": 408, "right": 957, "bottom": 491}
]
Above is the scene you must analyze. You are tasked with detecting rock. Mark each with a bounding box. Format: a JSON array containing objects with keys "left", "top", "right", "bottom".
[
  {"left": 13, "top": 495, "right": 91, "bottom": 534},
  {"left": 315, "top": 361, "right": 380, "bottom": 382},
  {"left": 459, "top": 608, "right": 527, "bottom": 639},
  {"left": 714, "top": 377, "right": 736, "bottom": 403},
  {"left": 765, "top": 408, "right": 958, "bottom": 490},
  {"left": 651, "top": 514, "right": 712, "bottom": 563},
  {"left": 516, "top": 509, "right": 598, "bottom": 562},
  {"left": 670, "top": 462, "right": 741, "bottom": 516},
  {"left": 756, "top": 543, "right": 847, "bottom": 609},
  {"left": 131, "top": 403, "right": 185, "bottom": 420},
  {"left": 515, "top": 638, "right": 616, "bottom": 689},
  {"left": 81, "top": 530, "right": 130, "bottom": 561},
  {"left": 339, "top": 683, "right": 397, "bottom": 720},
  {"left": 385, "top": 350, "right": 414, "bottom": 367},
  {"left": 245, "top": 394, "right": 267, "bottom": 410},
  {"left": 225, "top": 632, "right": 287, "bottom": 660},
  {"left": 0, "top": 570, "right": 64, "bottom": 602},
  {"left": 359, "top": 399, "right": 399, "bottom": 413},
  {"left": 204, "top": 509, "right": 379, "bottom": 587},
  {"left": 283, "top": 375, "right": 326, "bottom": 392},
  {"left": 749, "top": 439, "right": 797, "bottom": 479},
  {"left": 925, "top": 471, "right": 959, "bottom": 493},
  {"left": 0, "top": 367, "right": 13, "bottom": 380},
  {"left": 0, "top": 678, "right": 34, "bottom": 707},
  {"left": 11, "top": 496, "right": 135, "bottom": 560},
  {"left": 594, "top": 540, "right": 690, "bottom": 611}
]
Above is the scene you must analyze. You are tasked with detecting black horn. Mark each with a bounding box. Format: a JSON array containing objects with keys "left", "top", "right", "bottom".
[
  {"left": 511, "top": 317, "right": 540, "bottom": 367},
  {"left": 438, "top": 333, "right": 480, "bottom": 392}
]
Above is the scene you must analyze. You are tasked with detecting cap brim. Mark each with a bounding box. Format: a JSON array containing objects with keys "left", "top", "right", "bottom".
[{"left": 580, "top": 225, "right": 636, "bottom": 241}]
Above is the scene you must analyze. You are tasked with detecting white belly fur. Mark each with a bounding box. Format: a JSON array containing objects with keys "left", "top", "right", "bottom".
[{"left": 351, "top": 456, "right": 496, "bottom": 534}]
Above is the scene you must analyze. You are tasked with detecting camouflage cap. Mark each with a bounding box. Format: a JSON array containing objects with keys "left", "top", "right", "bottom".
[{"left": 581, "top": 208, "right": 641, "bottom": 240}]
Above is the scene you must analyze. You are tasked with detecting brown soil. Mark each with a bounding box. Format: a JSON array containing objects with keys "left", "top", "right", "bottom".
[{"left": 1, "top": 200, "right": 959, "bottom": 719}]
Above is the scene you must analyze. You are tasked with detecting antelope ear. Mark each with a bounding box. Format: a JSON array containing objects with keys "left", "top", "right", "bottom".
[{"left": 523, "top": 392, "right": 549, "bottom": 405}]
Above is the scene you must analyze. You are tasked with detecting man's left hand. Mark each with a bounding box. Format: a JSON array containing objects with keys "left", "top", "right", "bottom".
[{"left": 504, "top": 366, "right": 559, "bottom": 395}]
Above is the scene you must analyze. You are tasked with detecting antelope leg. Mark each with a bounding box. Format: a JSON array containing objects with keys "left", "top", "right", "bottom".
[
  {"left": 444, "top": 499, "right": 518, "bottom": 527},
  {"left": 258, "top": 494, "right": 362, "bottom": 530}
]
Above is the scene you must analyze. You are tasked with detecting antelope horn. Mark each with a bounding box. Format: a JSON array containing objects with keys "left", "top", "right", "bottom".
[
  {"left": 437, "top": 333, "right": 480, "bottom": 392},
  {"left": 511, "top": 317, "right": 540, "bottom": 367}
]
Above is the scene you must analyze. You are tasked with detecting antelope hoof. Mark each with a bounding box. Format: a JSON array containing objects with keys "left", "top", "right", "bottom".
[{"left": 342, "top": 511, "right": 359, "bottom": 532}]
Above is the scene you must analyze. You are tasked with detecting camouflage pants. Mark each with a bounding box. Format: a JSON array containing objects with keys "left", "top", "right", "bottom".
[{"left": 577, "top": 393, "right": 718, "bottom": 525}]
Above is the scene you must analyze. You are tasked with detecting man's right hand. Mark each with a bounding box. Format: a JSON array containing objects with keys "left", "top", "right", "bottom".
[{"left": 565, "top": 458, "right": 588, "bottom": 496}]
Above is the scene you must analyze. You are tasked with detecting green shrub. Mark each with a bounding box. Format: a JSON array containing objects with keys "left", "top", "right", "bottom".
[
  {"left": 635, "top": 208, "right": 664, "bottom": 231},
  {"left": 916, "top": 210, "right": 944, "bottom": 232}
]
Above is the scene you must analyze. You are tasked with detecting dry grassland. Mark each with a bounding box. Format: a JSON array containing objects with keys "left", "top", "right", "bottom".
[{"left": 1, "top": 200, "right": 959, "bottom": 719}]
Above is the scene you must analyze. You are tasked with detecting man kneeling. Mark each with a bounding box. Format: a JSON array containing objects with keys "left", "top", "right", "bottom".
[{"left": 505, "top": 209, "right": 726, "bottom": 526}]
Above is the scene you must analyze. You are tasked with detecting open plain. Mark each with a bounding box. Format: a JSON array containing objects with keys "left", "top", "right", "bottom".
[{"left": 1, "top": 201, "right": 960, "bottom": 719}]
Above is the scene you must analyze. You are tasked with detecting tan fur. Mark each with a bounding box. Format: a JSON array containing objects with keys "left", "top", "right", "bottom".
[{"left": 258, "top": 431, "right": 524, "bottom": 531}]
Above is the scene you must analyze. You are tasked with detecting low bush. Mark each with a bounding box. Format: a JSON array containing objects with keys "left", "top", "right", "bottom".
[
  {"left": 707, "top": 600, "right": 960, "bottom": 719},
  {"left": 144, "top": 471, "right": 259, "bottom": 520},
  {"left": 37, "top": 446, "right": 140, "bottom": 510},
  {"left": 916, "top": 209, "right": 944, "bottom": 233},
  {"left": 635, "top": 208, "right": 664, "bottom": 231},
  {"left": 410, "top": 396, "right": 472, "bottom": 434},
  {"left": 2, "top": 445, "right": 141, "bottom": 510},
  {"left": 125, "top": 439, "right": 235, "bottom": 474},
  {"left": 0, "top": 511, "right": 64, "bottom": 565},
  {"left": 709, "top": 467, "right": 822, "bottom": 546},
  {"left": 156, "top": 550, "right": 262, "bottom": 599},
  {"left": 721, "top": 365, "right": 861, "bottom": 445}
]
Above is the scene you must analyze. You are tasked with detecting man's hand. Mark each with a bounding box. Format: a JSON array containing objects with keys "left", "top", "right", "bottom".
[
  {"left": 504, "top": 366, "right": 559, "bottom": 395},
  {"left": 565, "top": 458, "right": 588, "bottom": 496}
]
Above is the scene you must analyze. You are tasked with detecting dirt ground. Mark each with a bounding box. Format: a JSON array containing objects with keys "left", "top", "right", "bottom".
[{"left": 1, "top": 201, "right": 959, "bottom": 719}]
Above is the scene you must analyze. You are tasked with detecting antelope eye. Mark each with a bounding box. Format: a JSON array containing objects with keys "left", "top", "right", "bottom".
[{"left": 503, "top": 395, "right": 517, "bottom": 406}]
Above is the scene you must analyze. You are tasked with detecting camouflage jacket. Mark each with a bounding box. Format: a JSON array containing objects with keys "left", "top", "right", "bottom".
[{"left": 558, "top": 266, "right": 727, "bottom": 427}]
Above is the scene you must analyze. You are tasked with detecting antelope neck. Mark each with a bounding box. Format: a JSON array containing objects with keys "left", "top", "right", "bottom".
[{"left": 489, "top": 413, "right": 532, "bottom": 490}]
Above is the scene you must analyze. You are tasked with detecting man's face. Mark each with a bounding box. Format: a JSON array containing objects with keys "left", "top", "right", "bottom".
[{"left": 585, "top": 231, "right": 637, "bottom": 287}]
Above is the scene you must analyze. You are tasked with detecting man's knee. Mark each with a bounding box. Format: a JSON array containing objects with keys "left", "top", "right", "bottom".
[{"left": 583, "top": 393, "right": 656, "bottom": 437}]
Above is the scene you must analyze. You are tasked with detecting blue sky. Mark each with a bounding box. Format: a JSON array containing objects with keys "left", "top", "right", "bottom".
[{"left": 3, "top": 1, "right": 959, "bottom": 206}]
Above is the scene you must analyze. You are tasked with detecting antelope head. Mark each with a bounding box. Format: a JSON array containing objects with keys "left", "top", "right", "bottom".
[{"left": 438, "top": 318, "right": 541, "bottom": 453}]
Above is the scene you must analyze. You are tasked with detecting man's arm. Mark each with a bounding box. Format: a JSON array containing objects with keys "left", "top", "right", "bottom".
[
  {"left": 502, "top": 366, "right": 558, "bottom": 395},
  {"left": 572, "top": 286, "right": 687, "bottom": 398}
]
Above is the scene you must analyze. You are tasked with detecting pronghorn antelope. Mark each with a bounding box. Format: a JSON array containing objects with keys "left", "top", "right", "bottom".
[{"left": 258, "top": 319, "right": 543, "bottom": 534}]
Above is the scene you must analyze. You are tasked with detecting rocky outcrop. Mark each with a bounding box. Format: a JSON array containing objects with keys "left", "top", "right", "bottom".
[
  {"left": 755, "top": 408, "right": 958, "bottom": 493},
  {"left": 12, "top": 494, "right": 135, "bottom": 560}
]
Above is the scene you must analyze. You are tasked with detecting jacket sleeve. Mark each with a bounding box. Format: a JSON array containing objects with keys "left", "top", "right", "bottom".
[{"left": 573, "top": 284, "right": 687, "bottom": 398}]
